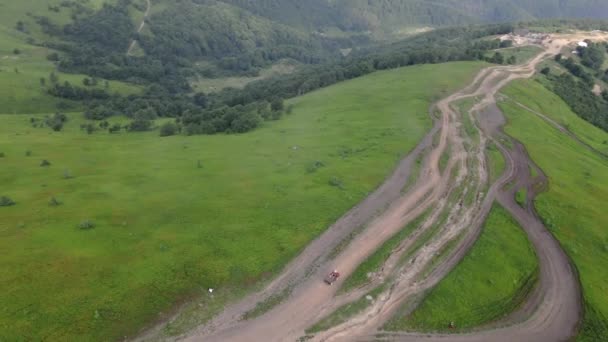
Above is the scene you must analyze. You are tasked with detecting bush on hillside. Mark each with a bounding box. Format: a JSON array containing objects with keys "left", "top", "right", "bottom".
[
  {"left": 63, "top": 169, "right": 74, "bottom": 179},
  {"left": 78, "top": 220, "right": 95, "bottom": 230},
  {"left": 45, "top": 112, "right": 68, "bottom": 132},
  {"left": 0, "top": 196, "right": 16, "bottom": 207},
  {"left": 160, "top": 122, "right": 178, "bottom": 137},
  {"left": 128, "top": 119, "right": 153, "bottom": 132},
  {"left": 328, "top": 177, "right": 344, "bottom": 189},
  {"left": 49, "top": 197, "right": 62, "bottom": 206},
  {"left": 108, "top": 123, "right": 122, "bottom": 134}
]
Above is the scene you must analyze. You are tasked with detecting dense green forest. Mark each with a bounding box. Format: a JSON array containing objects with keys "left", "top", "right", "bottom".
[
  {"left": 221, "top": 0, "right": 608, "bottom": 32},
  {"left": 13, "top": 0, "right": 608, "bottom": 136},
  {"left": 44, "top": 11, "right": 514, "bottom": 136},
  {"left": 544, "top": 44, "right": 608, "bottom": 132}
]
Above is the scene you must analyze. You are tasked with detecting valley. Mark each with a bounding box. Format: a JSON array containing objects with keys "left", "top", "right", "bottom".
[
  {"left": 144, "top": 32, "right": 608, "bottom": 342},
  {"left": 1, "top": 1, "right": 608, "bottom": 341}
]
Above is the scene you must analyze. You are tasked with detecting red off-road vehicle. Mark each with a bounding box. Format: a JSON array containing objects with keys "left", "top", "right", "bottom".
[{"left": 324, "top": 270, "right": 340, "bottom": 285}]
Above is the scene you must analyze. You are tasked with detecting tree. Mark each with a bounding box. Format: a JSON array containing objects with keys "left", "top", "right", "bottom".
[
  {"left": 83, "top": 78, "right": 91, "bottom": 87},
  {"left": 507, "top": 56, "right": 517, "bottom": 65},
  {"left": 194, "top": 92, "right": 208, "bottom": 108},
  {"left": 499, "top": 40, "right": 513, "bottom": 48},
  {"left": 128, "top": 119, "right": 153, "bottom": 132},
  {"left": 134, "top": 107, "right": 157, "bottom": 120},
  {"left": 271, "top": 97, "right": 284, "bottom": 112},
  {"left": 85, "top": 123, "right": 96, "bottom": 134},
  {"left": 490, "top": 52, "right": 504, "bottom": 64},
  {"left": 108, "top": 123, "right": 122, "bottom": 133},
  {"left": 85, "top": 105, "right": 114, "bottom": 120},
  {"left": 45, "top": 112, "right": 67, "bottom": 132},
  {"left": 578, "top": 43, "right": 605, "bottom": 70},
  {"left": 231, "top": 112, "right": 261, "bottom": 133},
  {"left": 47, "top": 52, "right": 60, "bottom": 61},
  {"left": 40, "top": 77, "right": 46, "bottom": 86},
  {"left": 15, "top": 21, "right": 26, "bottom": 32},
  {"left": 50, "top": 121, "right": 63, "bottom": 132},
  {"left": 160, "top": 122, "right": 178, "bottom": 137},
  {"left": 555, "top": 54, "right": 563, "bottom": 62},
  {"left": 541, "top": 67, "right": 551, "bottom": 75},
  {"left": 49, "top": 72, "right": 59, "bottom": 84}
]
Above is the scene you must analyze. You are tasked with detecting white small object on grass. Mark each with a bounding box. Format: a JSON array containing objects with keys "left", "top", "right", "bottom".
[{"left": 209, "top": 288, "right": 214, "bottom": 294}]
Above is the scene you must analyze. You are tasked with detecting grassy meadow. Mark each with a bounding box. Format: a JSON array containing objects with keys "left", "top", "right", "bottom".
[
  {"left": 0, "top": 62, "right": 484, "bottom": 340},
  {"left": 384, "top": 204, "right": 538, "bottom": 332},
  {"left": 499, "top": 79, "right": 608, "bottom": 341},
  {"left": 0, "top": 0, "right": 141, "bottom": 114}
]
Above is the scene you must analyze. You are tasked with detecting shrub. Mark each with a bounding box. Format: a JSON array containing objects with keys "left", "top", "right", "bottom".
[
  {"left": 0, "top": 152, "right": 5, "bottom": 158},
  {"left": 328, "top": 177, "right": 344, "bottom": 189},
  {"left": 0, "top": 196, "right": 16, "bottom": 207},
  {"left": 25, "top": 150, "right": 32, "bottom": 157},
  {"left": 86, "top": 123, "right": 95, "bottom": 134},
  {"left": 541, "top": 67, "right": 551, "bottom": 75},
  {"left": 306, "top": 160, "right": 325, "bottom": 173},
  {"left": 63, "top": 169, "right": 74, "bottom": 179},
  {"left": 160, "top": 122, "right": 178, "bottom": 137},
  {"left": 47, "top": 52, "right": 60, "bottom": 61},
  {"left": 286, "top": 104, "right": 294, "bottom": 115},
  {"left": 49, "top": 197, "right": 62, "bottom": 206},
  {"left": 271, "top": 97, "right": 285, "bottom": 112},
  {"left": 79, "top": 220, "right": 95, "bottom": 230},
  {"left": 108, "top": 123, "right": 122, "bottom": 134},
  {"left": 128, "top": 119, "right": 153, "bottom": 132},
  {"left": 40, "top": 159, "right": 51, "bottom": 167},
  {"left": 50, "top": 121, "right": 64, "bottom": 132}
]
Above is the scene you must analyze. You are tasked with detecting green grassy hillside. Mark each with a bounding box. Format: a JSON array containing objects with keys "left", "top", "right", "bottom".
[
  {"left": 500, "top": 79, "right": 608, "bottom": 341},
  {"left": 384, "top": 205, "right": 538, "bottom": 332},
  {"left": 0, "top": 0, "right": 141, "bottom": 113},
  {"left": 0, "top": 61, "right": 484, "bottom": 341}
]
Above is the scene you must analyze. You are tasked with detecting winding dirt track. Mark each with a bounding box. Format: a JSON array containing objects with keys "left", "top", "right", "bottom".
[
  {"left": 127, "top": 0, "right": 151, "bottom": 56},
  {"left": 145, "top": 32, "right": 608, "bottom": 342}
]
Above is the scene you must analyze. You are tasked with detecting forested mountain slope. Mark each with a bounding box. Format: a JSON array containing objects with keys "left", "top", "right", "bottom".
[{"left": 221, "top": 0, "right": 608, "bottom": 32}]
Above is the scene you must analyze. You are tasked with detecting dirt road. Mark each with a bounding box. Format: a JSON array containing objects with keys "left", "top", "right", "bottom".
[
  {"left": 127, "top": 0, "right": 151, "bottom": 56},
  {"left": 140, "top": 32, "right": 608, "bottom": 342},
  {"left": 314, "top": 34, "right": 608, "bottom": 342}
]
